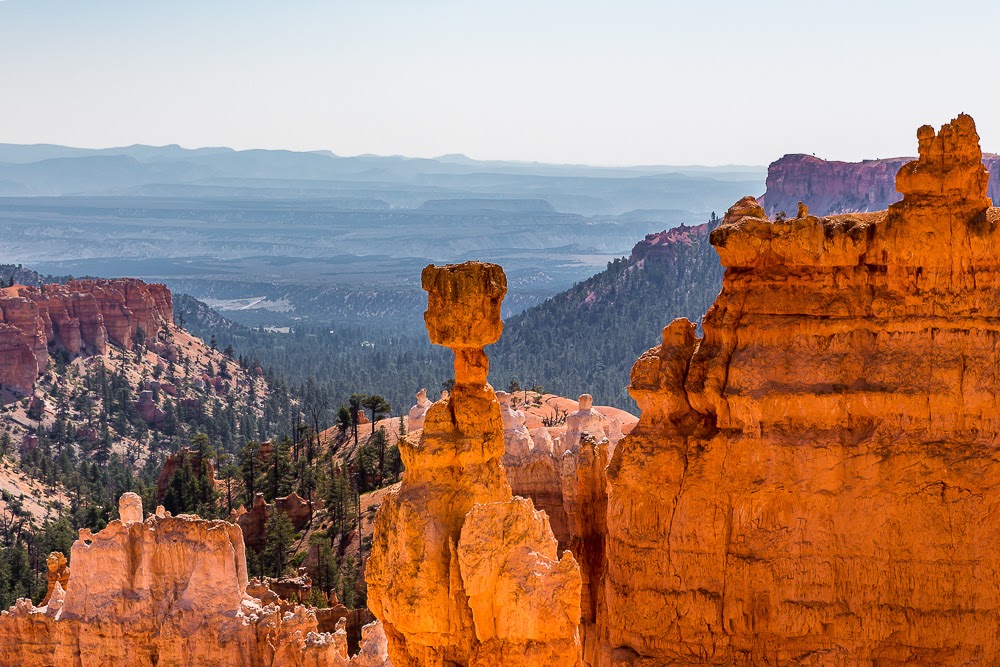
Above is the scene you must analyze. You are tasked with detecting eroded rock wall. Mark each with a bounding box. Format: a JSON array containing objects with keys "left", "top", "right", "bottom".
[
  {"left": 759, "top": 150, "right": 1000, "bottom": 218},
  {"left": 601, "top": 114, "right": 1000, "bottom": 665},
  {"left": 0, "top": 323, "right": 38, "bottom": 395},
  {"left": 0, "top": 278, "right": 173, "bottom": 395}
]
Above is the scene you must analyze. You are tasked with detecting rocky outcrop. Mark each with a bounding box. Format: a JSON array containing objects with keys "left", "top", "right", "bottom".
[
  {"left": 236, "top": 491, "right": 317, "bottom": 552},
  {"left": 560, "top": 434, "right": 609, "bottom": 666},
  {"left": 0, "top": 493, "right": 388, "bottom": 666},
  {"left": 496, "top": 391, "right": 534, "bottom": 458},
  {"left": 39, "top": 552, "right": 69, "bottom": 607},
  {"left": 560, "top": 394, "right": 609, "bottom": 456},
  {"left": 0, "top": 278, "right": 173, "bottom": 395},
  {"left": 628, "top": 222, "right": 710, "bottom": 265},
  {"left": 601, "top": 114, "right": 1000, "bottom": 665},
  {"left": 137, "top": 389, "right": 166, "bottom": 425},
  {"left": 64, "top": 279, "right": 171, "bottom": 349},
  {"left": 250, "top": 572, "right": 313, "bottom": 605},
  {"left": 405, "top": 388, "right": 432, "bottom": 432},
  {"left": 156, "top": 446, "right": 217, "bottom": 502},
  {"left": 759, "top": 150, "right": 1000, "bottom": 218},
  {"left": 0, "top": 289, "right": 48, "bottom": 374},
  {"left": 367, "top": 261, "right": 581, "bottom": 667},
  {"left": 0, "top": 323, "right": 38, "bottom": 395}
]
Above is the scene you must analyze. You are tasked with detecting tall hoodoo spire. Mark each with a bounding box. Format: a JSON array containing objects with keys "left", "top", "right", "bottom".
[{"left": 368, "top": 260, "right": 582, "bottom": 667}]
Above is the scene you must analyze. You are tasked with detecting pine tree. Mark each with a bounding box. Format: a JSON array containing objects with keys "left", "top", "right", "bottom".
[
  {"left": 336, "top": 406, "right": 351, "bottom": 437},
  {"left": 309, "top": 533, "right": 339, "bottom": 601},
  {"left": 361, "top": 394, "right": 390, "bottom": 430},
  {"left": 266, "top": 437, "right": 292, "bottom": 501},
  {"left": 262, "top": 509, "right": 295, "bottom": 578},
  {"left": 348, "top": 394, "right": 365, "bottom": 447},
  {"left": 240, "top": 440, "right": 261, "bottom": 505}
]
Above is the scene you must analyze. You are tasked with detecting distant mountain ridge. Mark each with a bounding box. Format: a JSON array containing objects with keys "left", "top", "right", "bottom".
[
  {"left": 759, "top": 151, "right": 1000, "bottom": 217},
  {"left": 417, "top": 198, "right": 555, "bottom": 213},
  {"left": 0, "top": 142, "right": 764, "bottom": 216}
]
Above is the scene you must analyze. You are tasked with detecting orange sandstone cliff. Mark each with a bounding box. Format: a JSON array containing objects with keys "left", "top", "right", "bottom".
[
  {"left": 366, "top": 261, "right": 582, "bottom": 667},
  {"left": 601, "top": 113, "right": 1000, "bottom": 665}
]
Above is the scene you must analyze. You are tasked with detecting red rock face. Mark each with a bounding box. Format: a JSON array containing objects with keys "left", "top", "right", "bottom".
[
  {"left": 236, "top": 492, "right": 317, "bottom": 552},
  {"left": 38, "top": 288, "right": 108, "bottom": 354},
  {"left": 69, "top": 281, "right": 134, "bottom": 348},
  {"left": 0, "top": 279, "right": 173, "bottom": 395},
  {"left": 601, "top": 114, "right": 1000, "bottom": 665},
  {"left": 0, "top": 292, "right": 48, "bottom": 374},
  {"left": 0, "top": 324, "right": 38, "bottom": 395},
  {"left": 156, "top": 447, "right": 217, "bottom": 501},
  {"left": 759, "top": 151, "right": 1000, "bottom": 218},
  {"left": 629, "top": 222, "right": 710, "bottom": 265}
]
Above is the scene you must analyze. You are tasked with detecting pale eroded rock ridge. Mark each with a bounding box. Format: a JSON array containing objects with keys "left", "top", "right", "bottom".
[{"left": 0, "top": 493, "right": 389, "bottom": 666}]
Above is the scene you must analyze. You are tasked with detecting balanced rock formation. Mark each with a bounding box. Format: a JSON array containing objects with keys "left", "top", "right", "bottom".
[
  {"left": 367, "top": 261, "right": 582, "bottom": 667},
  {"left": 405, "top": 388, "right": 433, "bottom": 431},
  {"left": 601, "top": 113, "right": 1000, "bottom": 665},
  {"left": 0, "top": 278, "right": 173, "bottom": 395},
  {"left": 0, "top": 493, "right": 388, "bottom": 666}
]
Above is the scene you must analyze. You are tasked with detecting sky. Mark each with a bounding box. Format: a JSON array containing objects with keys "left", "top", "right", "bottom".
[{"left": 1, "top": 0, "right": 999, "bottom": 166}]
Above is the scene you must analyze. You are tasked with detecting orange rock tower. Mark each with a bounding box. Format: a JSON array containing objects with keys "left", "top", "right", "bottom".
[
  {"left": 366, "top": 261, "right": 582, "bottom": 666},
  {"left": 602, "top": 113, "right": 1000, "bottom": 665}
]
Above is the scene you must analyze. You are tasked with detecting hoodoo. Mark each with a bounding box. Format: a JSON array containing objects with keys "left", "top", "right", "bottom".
[
  {"left": 602, "top": 113, "right": 1000, "bottom": 665},
  {"left": 366, "top": 261, "right": 582, "bottom": 667}
]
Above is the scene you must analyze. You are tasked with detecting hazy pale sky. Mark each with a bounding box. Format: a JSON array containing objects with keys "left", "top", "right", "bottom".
[{"left": 1, "top": 0, "right": 998, "bottom": 165}]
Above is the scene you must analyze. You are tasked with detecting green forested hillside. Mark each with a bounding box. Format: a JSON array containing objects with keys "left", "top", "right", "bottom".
[
  {"left": 177, "top": 218, "right": 728, "bottom": 416},
  {"left": 488, "top": 218, "right": 724, "bottom": 410},
  {"left": 175, "top": 294, "right": 453, "bottom": 418}
]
